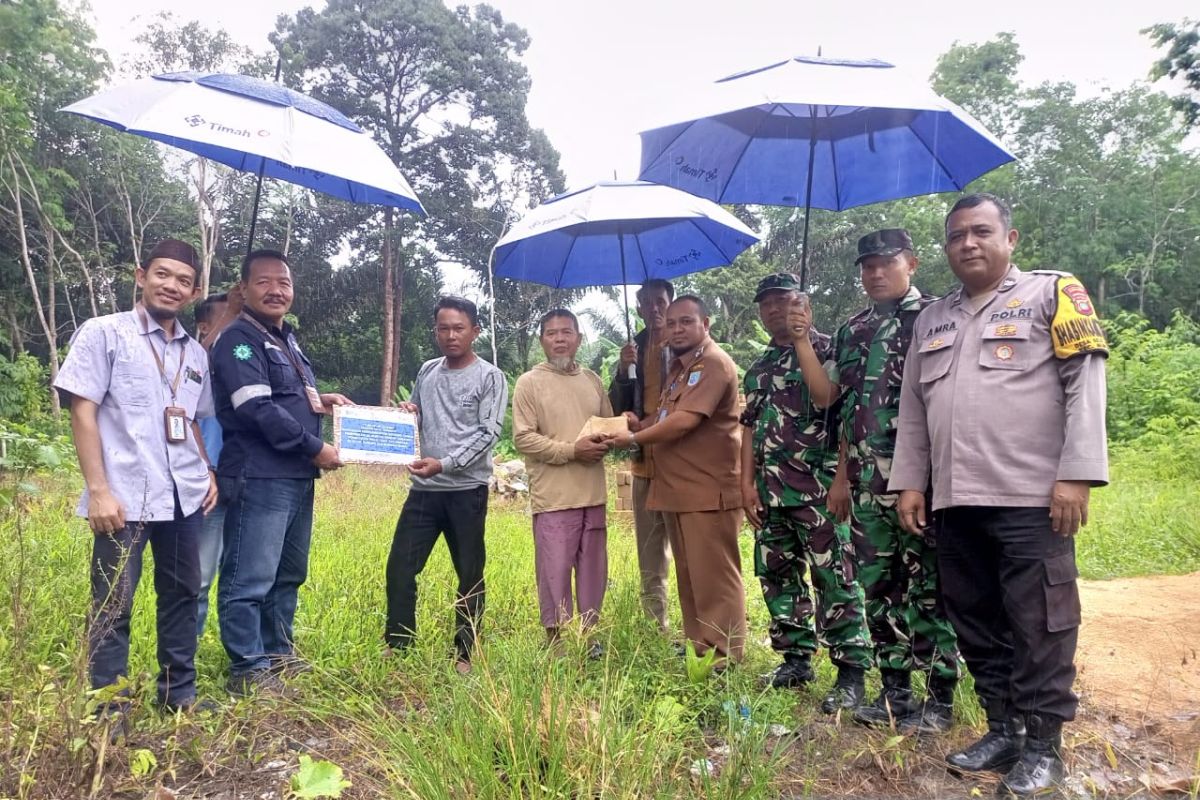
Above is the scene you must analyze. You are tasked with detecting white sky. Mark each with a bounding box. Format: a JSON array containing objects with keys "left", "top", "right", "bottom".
[{"left": 84, "top": 0, "right": 1196, "bottom": 320}]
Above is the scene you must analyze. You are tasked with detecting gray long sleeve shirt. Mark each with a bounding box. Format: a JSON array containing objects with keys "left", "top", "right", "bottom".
[
  {"left": 410, "top": 355, "right": 508, "bottom": 491},
  {"left": 888, "top": 266, "right": 1109, "bottom": 510}
]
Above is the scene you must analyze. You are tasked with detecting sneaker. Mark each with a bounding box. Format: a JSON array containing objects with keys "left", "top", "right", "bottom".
[
  {"left": 226, "top": 669, "right": 292, "bottom": 698},
  {"left": 268, "top": 654, "right": 313, "bottom": 676},
  {"left": 158, "top": 696, "right": 220, "bottom": 715},
  {"left": 586, "top": 641, "right": 606, "bottom": 661}
]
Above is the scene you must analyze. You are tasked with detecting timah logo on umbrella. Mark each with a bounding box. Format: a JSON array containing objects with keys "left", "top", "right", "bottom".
[{"left": 184, "top": 113, "right": 253, "bottom": 138}]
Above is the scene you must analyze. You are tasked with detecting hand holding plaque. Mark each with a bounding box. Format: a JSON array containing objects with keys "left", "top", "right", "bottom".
[{"left": 333, "top": 405, "right": 420, "bottom": 465}]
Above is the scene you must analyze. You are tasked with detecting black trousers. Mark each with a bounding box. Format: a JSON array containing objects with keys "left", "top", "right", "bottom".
[
  {"left": 90, "top": 492, "right": 202, "bottom": 706},
  {"left": 384, "top": 486, "right": 488, "bottom": 659},
  {"left": 935, "top": 506, "right": 1080, "bottom": 726}
]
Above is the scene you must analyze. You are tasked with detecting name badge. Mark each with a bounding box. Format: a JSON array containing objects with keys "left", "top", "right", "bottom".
[
  {"left": 165, "top": 406, "right": 188, "bottom": 443},
  {"left": 306, "top": 385, "right": 326, "bottom": 415}
]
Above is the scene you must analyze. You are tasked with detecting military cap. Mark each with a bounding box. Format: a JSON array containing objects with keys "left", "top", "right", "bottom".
[
  {"left": 753, "top": 272, "right": 804, "bottom": 302},
  {"left": 855, "top": 228, "right": 914, "bottom": 264}
]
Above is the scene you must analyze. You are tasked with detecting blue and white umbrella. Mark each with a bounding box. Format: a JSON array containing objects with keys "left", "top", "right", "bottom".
[
  {"left": 494, "top": 180, "right": 759, "bottom": 336},
  {"left": 62, "top": 71, "right": 424, "bottom": 251},
  {"left": 638, "top": 56, "right": 1014, "bottom": 285}
]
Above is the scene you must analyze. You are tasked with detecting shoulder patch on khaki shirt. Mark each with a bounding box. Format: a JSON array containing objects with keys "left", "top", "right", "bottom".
[{"left": 1051, "top": 276, "right": 1108, "bottom": 359}]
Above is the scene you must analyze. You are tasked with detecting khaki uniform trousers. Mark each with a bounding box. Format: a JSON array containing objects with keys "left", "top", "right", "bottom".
[{"left": 663, "top": 508, "right": 746, "bottom": 662}]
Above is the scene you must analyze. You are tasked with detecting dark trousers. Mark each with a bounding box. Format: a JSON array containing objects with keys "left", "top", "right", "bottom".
[
  {"left": 218, "top": 476, "right": 314, "bottom": 676},
  {"left": 935, "top": 506, "right": 1081, "bottom": 725},
  {"left": 89, "top": 493, "right": 202, "bottom": 706},
  {"left": 385, "top": 486, "right": 488, "bottom": 660}
]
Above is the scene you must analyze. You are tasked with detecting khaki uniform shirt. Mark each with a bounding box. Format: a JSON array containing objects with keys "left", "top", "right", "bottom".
[
  {"left": 647, "top": 338, "right": 743, "bottom": 513},
  {"left": 889, "top": 266, "right": 1109, "bottom": 510}
]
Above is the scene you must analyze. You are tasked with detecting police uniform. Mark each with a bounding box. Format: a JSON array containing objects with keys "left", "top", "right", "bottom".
[
  {"left": 741, "top": 276, "right": 872, "bottom": 678},
  {"left": 209, "top": 309, "right": 325, "bottom": 683},
  {"left": 647, "top": 337, "right": 746, "bottom": 662},
  {"left": 890, "top": 265, "right": 1108, "bottom": 745}
]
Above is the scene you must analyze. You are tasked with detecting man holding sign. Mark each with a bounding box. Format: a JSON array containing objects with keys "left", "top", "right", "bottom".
[
  {"left": 385, "top": 296, "right": 508, "bottom": 674},
  {"left": 211, "top": 249, "right": 350, "bottom": 697}
]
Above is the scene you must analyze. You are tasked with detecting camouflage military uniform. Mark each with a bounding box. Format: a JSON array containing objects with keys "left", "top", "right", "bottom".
[
  {"left": 741, "top": 332, "right": 873, "bottom": 670},
  {"left": 829, "top": 285, "right": 959, "bottom": 681}
]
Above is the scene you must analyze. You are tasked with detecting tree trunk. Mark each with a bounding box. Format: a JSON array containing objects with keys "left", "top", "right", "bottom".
[
  {"left": 6, "top": 152, "right": 61, "bottom": 414},
  {"left": 379, "top": 208, "right": 396, "bottom": 405}
]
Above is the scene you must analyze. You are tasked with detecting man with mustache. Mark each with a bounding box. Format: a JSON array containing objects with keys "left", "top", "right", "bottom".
[
  {"left": 210, "top": 249, "right": 350, "bottom": 697},
  {"left": 891, "top": 194, "right": 1108, "bottom": 796},
  {"left": 611, "top": 295, "right": 746, "bottom": 667},
  {"left": 54, "top": 238, "right": 219, "bottom": 725},
  {"left": 513, "top": 309, "right": 613, "bottom": 653}
]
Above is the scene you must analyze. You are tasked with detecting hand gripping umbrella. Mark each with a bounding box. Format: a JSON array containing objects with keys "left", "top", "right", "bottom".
[
  {"left": 638, "top": 56, "right": 1014, "bottom": 287},
  {"left": 62, "top": 70, "right": 425, "bottom": 256}
]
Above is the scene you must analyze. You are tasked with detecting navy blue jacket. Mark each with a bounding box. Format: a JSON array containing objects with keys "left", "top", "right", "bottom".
[{"left": 210, "top": 311, "right": 323, "bottom": 480}]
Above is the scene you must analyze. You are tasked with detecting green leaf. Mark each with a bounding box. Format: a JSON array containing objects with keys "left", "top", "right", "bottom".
[
  {"left": 130, "top": 748, "right": 157, "bottom": 777},
  {"left": 289, "top": 755, "right": 351, "bottom": 798}
]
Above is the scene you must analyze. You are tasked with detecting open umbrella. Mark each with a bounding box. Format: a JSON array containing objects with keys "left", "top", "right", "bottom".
[
  {"left": 493, "top": 180, "right": 759, "bottom": 338},
  {"left": 62, "top": 70, "right": 424, "bottom": 255},
  {"left": 638, "top": 56, "right": 1014, "bottom": 286}
]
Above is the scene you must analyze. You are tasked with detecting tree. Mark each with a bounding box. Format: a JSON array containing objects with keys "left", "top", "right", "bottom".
[
  {"left": 0, "top": 0, "right": 109, "bottom": 412},
  {"left": 274, "top": 0, "right": 565, "bottom": 402},
  {"left": 1144, "top": 19, "right": 1200, "bottom": 127}
]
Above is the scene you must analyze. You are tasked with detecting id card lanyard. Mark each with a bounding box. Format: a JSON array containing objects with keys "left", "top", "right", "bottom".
[
  {"left": 137, "top": 307, "right": 189, "bottom": 443},
  {"left": 239, "top": 312, "right": 326, "bottom": 415}
]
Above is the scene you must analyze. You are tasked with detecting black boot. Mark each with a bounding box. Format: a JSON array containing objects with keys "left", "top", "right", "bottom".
[
  {"left": 900, "top": 673, "right": 957, "bottom": 735},
  {"left": 766, "top": 654, "right": 815, "bottom": 689},
  {"left": 946, "top": 716, "right": 1026, "bottom": 774},
  {"left": 820, "top": 665, "right": 866, "bottom": 714},
  {"left": 998, "top": 717, "right": 1065, "bottom": 797},
  {"left": 853, "top": 669, "right": 917, "bottom": 726}
]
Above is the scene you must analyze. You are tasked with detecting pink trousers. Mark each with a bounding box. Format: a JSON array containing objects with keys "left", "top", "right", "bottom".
[{"left": 533, "top": 505, "right": 608, "bottom": 629}]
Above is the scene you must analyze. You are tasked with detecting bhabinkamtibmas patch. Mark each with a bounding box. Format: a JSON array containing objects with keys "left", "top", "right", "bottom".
[{"left": 1051, "top": 277, "right": 1108, "bottom": 359}]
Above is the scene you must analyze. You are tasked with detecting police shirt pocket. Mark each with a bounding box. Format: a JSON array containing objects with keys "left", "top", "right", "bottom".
[
  {"left": 1044, "top": 552, "right": 1081, "bottom": 632},
  {"left": 979, "top": 320, "right": 1032, "bottom": 371},
  {"left": 916, "top": 331, "right": 957, "bottom": 384},
  {"left": 112, "top": 369, "right": 152, "bottom": 407}
]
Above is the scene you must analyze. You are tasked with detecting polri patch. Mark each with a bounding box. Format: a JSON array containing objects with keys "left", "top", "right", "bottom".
[{"left": 233, "top": 343, "right": 253, "bottom": 361}]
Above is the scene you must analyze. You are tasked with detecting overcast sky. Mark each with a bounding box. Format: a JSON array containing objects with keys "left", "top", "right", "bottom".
[
  {"left": 84, "top": 0, "right": 1196, "bottom": 309},
  {"left": 88, "top": 0, "right": 1195, "bottom": 186}
]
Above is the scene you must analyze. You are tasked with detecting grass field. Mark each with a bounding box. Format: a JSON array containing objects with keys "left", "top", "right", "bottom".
[{"left": 1, "top": 447, "right": 1197, "bottom": 799}]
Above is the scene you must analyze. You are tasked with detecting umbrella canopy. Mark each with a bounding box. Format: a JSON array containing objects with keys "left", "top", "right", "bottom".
[
  {"left": 62, "top": 71, "right": 425, "bottom": 216},
  {"left": 494, "top": 180, "right": 759, "bottom": 339},
  {"left": 494, "top": 180, "right": 759, "bottom": 288},
  {"left": 639, "top": 56, "right": 1013, "bottom": 210},
  {"left": 638, "top": 56, "right": 1014, "bottom": 285}
]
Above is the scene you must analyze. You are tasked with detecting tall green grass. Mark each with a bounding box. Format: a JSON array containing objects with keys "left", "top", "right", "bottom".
[{"left": 1, "top": 441, "right": 1195, "bottom": 798}]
